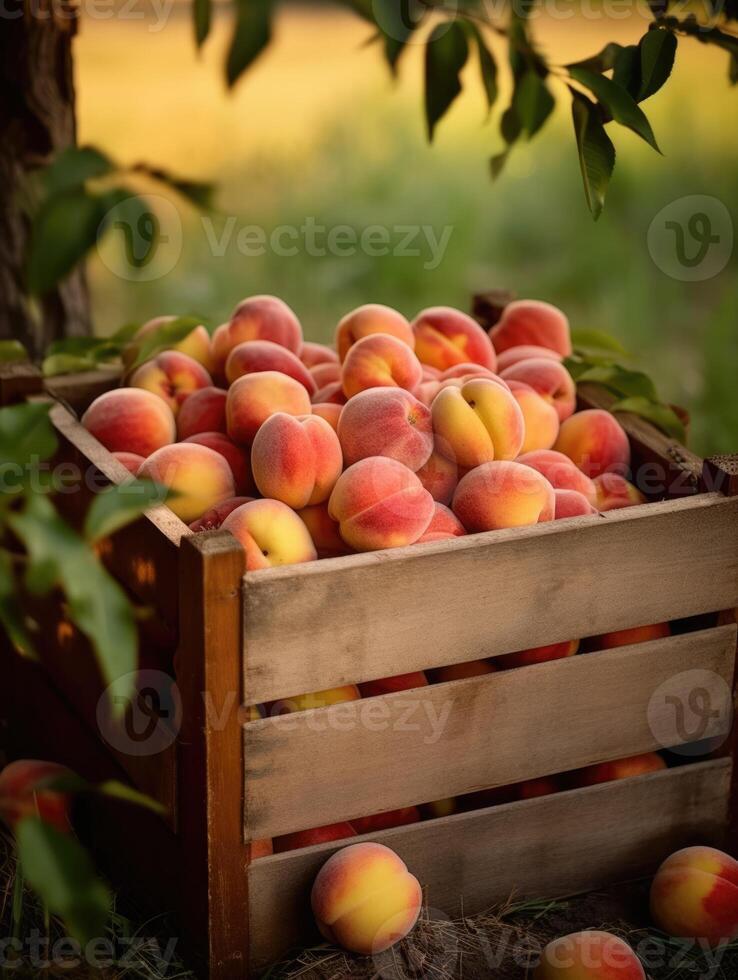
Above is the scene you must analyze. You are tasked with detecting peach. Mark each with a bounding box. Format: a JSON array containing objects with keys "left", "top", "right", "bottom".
[
  {"left": 211, "top": 295, "right": 303, "bottom": 375},
  {"left": 497, "top": 640, "right": 579, "bottom": 669},
  {"left": 351, "top": 807, "right": 421, "bottom": 835},
  {"left": 431, "top": 378, "right": 524, "bottom": 469},
  {"left": 342, "top": 333, "right": 422, "bottom": 398},
  {"left": 301, "top": 341, "right": 339, "bottom": 368},
  {"left": 226, "top": 371, "right": 312, "bottom": 445},
  {"left": 421, "top": 798, "right": 457, "bottom": 819},
  {"left": 311, "top": 842, "right": 422, "bottom": 954},
  {"left": 312, "top": 381, "right": 347, "bottom": 405},
  {"left": 517, "top": 776, "right": 561, "bottom": 800},
  {"left": 221, "top": 498, "right": 317, "bottom": 570},
  {"left": 439, "top": 363, "right": 499, "bottom": 381},
  {"left": 82, "top": 388, "right": 176, "bottom": 458},
  {"left": 138, "top": 443, "right": 235, "bottom": 523},
  {"left": 518, "top": 450, "right": 597, "bottom": 503},
  {"left": 338, "top": 389, "right": 433, "bottom": 471},
  {"left": 421, "top": 365, "right": 441, "bottom": 381},
  {"left": 500, "top": 357, "right": 576, "bottom": 422},
  {"left": 414, "top": 380, "right": 443, "bottom": 407},
  {"left": 183, "top": 432, "right": 253, "bottom": 496},
  {"left": 417, "top": 503, "right": 465, "bottom": 543},
  {"left": 452, "top": 460, "right": 555, "bottom": 533},
  {"left": 271, "top": 685, "right": 361, "bottom": 715},
  {"left": 489, "top": 299, "right": 572, "bottom": 357},
  {"left": 275, "top": 822, "right": 357, "bottom": 854},
  {"left": 359, "top": 672, "right": 429, "bottom": 698},
  {"left": 0, "top": 760, "right": 72, "bottom": 834},
  {"left": 650, "top": 846, "right": 738, "bottom": 946},
  {"left": 124, "top": 315, "right": 212, "bottom": 371},
  {"left": 129, "top": 350, "right": 212, "bottom": 416},
  {"left": 412, "top": 307, "right": 497, "bottom": 372},
  {"left": 415, "top": 449, "right": 459, "bottom": 505},
  {"left": 111, "top": 451, "right": 145, "bottom": 475},
  {"left": 251, "top": 413, "right": 342, "bottom": 508},
  {"left": 310, "top": 362, "right": 342, "bottom": 387},
  {"left": 176, "top": 386, "right": 228, "bottom": 440},
  {"left": 297, "top": 503, "right": 352, "bottom": 558},
  {"left": 430, "top": 660, "right": 496, "bottom": 682},
  {"left": 573, "top": 753, "right": 666, "bottom": 788},
  {"left": 593, "top": 623, "right": 671, "bottom": 649},
  {"left": 225, "top": 339, "right": 317, "bottom": 395},
  {"left": 496, "top": 345, "right": 563, "bottom": 372},
  {"left": 311, "top": 402, "right": 343, "bottom": 433},
  {"left": 248, "top": 838, "right": 274, "bottom": 860},
  {"left": 594, "top": 473, "right": 646, "bottom": 511},
  {"left": 188, "top": 496, "right": 254, "bottom": 532},
  {"left": 336, "top": 304, "right": 414, "bottom": 361},
  {"left": 328, "top": 457, "right": 434, "bottom": 552},
  {"left": 507, "top": 380, "right": 560, "bottom": 453},
  {"left": 554, "top": 489, "right": 598, "bottom": 519},
  {"left": 534, "top": 931, "right": 645, "bottom": 979},
  {"left": 554, "top": 409, "right": 631, "bottom": 479}
]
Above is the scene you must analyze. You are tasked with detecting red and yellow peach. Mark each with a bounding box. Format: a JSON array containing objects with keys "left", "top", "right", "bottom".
[
  {"left": 82, "top": 388, "right": 176, "bottom": 458},
  {"left": 517, "top": 450, "right": 597, "bottom": 504},
  {"left": 137, "top": 443, "right": 235, "bottom": 523},
  {"left": 342, "top": 333, "right": 422, "bottom": 398},
  {"left": 534, "top": 930, "right": 645, "bottom": 979},
  {"left": 221, "top": 498, "right": 317, "bottom": 570},
  {"left": 226, "top": 371, "right": 312, "bottom": 445},
  {"left": 594, "top": 473, "right": 646, "bottom": 511},
  {"left": 338, "top": 388, "right": 433, "bottom": 471},
  {"left": 507, "top": 380, "right": 560, "bottom": 454},
  {"left": 412, "top": 307, "right": 497, "bottom": 372},
  {"left": 500, "top": 357, "right": 576, "bottom": 422},
  {"left": 452, "top": 460, "right": 555, "bottom": 532},
  {"left": 251, "top": 413, "right": 343, "bottom": 508},
  {"left": 431, "top": 378, "right": 524, "bottom": 469},
  {"left": 554, "top": 409, "right": 631, "bottom": 479},
  {"left": 417, "top": 503, "right": 466, "bottom": 543},
  {"left": 176, "top": 386, "right": 228, "bottom": 440},
  {"left": 211, "top": 295, "right": 303, "bottom": 375},
  {"left": 128, "top": 350, "right": 212, "bottom": 415},
  {"left": 183, "top": 432, "right": 253, "bottom": 495},
  {"left": 650, "top": 846, "right": 738, "bottom": 946},
  {"left": 336, "top": 304, "right": 414, "bottom": 361},
  {"left": 489, "top": 300, "right": 572, "bottom": 358},
  {"left": 225, "top": 339, "right": 317, "bottom": 394}
]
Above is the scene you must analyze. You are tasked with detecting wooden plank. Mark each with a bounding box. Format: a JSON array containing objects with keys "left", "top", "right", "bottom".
[
  {"left": 45, "top": 365, "right": 123, "bottom": 413},
  {"left": 244, "top": 625, "right": 736, "bottom": 839},
  {"left": 248, "top": 758, "right": 731, "bottom": 972},
  {"left": 0, "top": 362, "right": 43, "bottom": 406},
  {"left": 242, "top": 493, "right": 738, "bottom": 705}
]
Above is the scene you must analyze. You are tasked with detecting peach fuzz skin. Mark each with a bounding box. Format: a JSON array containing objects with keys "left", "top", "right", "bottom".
[
  {"left": 226, "top": 371, "right": 312, "bottom": 446},
  {"left": 496, "top": 345, "right": 563, "bottom": 372},
  {"left": 555, "top": 489, "right": 598, "bottom": 520},
  {"left": 311, "top": 402, "right": 343, "bottom": 432},
  {"left": 128, "top": 350, "right": 212, "bottom": 415},
  {"left": 189, "top": 496, "right": 254, "bottom": 532},
  {"left": 572, "top": 753, "right": 666, "bottom": 788},
  {"left": 336, "top": 304, "right": 414, "bottom": 361},
  {"left": 124, "top": 316, "right": 212, "bottom": 371},
  {"left": 211, "top": 295, "right": 303, "bottom": 376},
  {"left": 0, "top": 760, "right": 73, "bottom": 834},
  {"left": 518, "top": 450, "right": 597, "bottom": 503},
  {"left": 176, "top": 386, "right": 227, "bottom": 440},
  {"left": 311, "top": 381, "right": 347, "bottom": 405},
  {"left": 650, "top": 846, "right": 738, "bottom": 947},
  {"left": 554, "top": 409, "right": 631, "bottom": 479},
  {"left": 489, "top": 300, "right": 572, "bottom": 358},
  {"left": 452, "top": 460, "right": 555, "bottom": 533},
  {"left": 225, "top": 339, "right": 317, "bottom": 394},
  {"left": 417, "top": 503, "right": 465, "bottom": 543},
  {"left": 500, "top": 357, "right": 576, "bottom": 422},
  {"left": 138, "top": 443, "right": 235, "bottom": 523},
  {"left": 497, "top": 640, "right": 579, "bottom": 669},
  {"left": 221, "top": 499, "right": 317, "bottom": 571},
  {"left": 338, "top": 388, "right": 433, "bottom": 471},
  {"left": 311, "top": 842, "right": 422, "bottom": 954},
  {"left": 533, "top": 930, "right": 645, "bottom": 979},
  {"left": 507, "top": 380, "right": 560, "bottom": 454},
  {"left": 594, "top": 473, "right": 646, "bottom": 511},
  {"left": 431, "top": 378, "right": 524, "bottom": 470},
  {"left": 251, "top": 413, "right": 343, "bottom": 509},
  {"left": 297, "top": 503, "right": 352, "bottom": 558},
  {"left": 82, "top": 388, "right": 176, "bottom": 458},
  {"left": 341, "top": 333, "right": 422, "bottom": 398},
  {"left": 300, "top": 341, "right": 339, "bottom": 368},
  {"left": 182, "top": 432, "right": 253, "bottom": 495},
  {"left": 416, "top": 449, "right": 458, "bottom": 505},
  {"left": 310, "top": 362, "right": 342, "bottom": 387},
  {"left": 329, "top": 457, "right": 434, "bottom": 552},
  {"left": 412, "top": 307, "right": 497, "bottom": 372}
]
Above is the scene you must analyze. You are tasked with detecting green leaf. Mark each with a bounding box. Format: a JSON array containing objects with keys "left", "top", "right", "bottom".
[
  {"left": 194, "top": 0, "right": 210, "bottom": 47},
  {"left": 42, "top": 354, "right": 97, "bottom": 377},
  {"left": 730, "top": 52, "right": 738, "bottom": 85},
  {"left": 97, "top": 780, "right": 166, "bottom": 815},
  {"left": 0, "top": 340, "right": 28, "bottom": 363},
  {"left": 490, "top": 147, "right": 512, "bottom": 180},
  {"left": 514, "top": 70, "right": 554, "bottom": 138},
  {"left": 569, "top": 66, "right": 661, "bottom": 152},
  {"left": 638, "top": 28, "right": 677, "bottom": 101},
  {"left": 567, "top": 42, "right": 624, "bottom": 73},
  {"left": 612, "top": 44, "right": 640, "bottom": 99},
  {"left": 110, "top": 322, "right": 142, "bottom": 343},
  {"left": 424, "top": 22, "right": 469, "bottom": 141},
  {"left": 571, "top": 93, "right": 616, "bottom": 220},
  {"left": 467, "top": 24, "right": 497, "bottom": 112},
  {"left": 16, "top": 818, "right": 111, "bottom": 946},
  {"left": 126, "top": 315, "right": 205, "bottom": 372},
  {"left": 610, "top": 396, "right": 686, "bottom": 442},
  {"left": 42, "top": 146, "right": 113, "bottom": 197},
  {"left": 571, "top": 328, "right": 629, "bottom": 356},
  {"left": 0, "top": 402, "right": 57, "bottom": 470},
  {"left": 84, "top": 480, "right": 167, "bottom": 543},
  {"left": 576, "top": 363, "right": 658, "bottom": 400},
  {"left": 27, "top": 188, "right": 107, "bottom": 296},
  {"left": 372, "top": 0, "right": 424, "bottom": 74},
  {"left": 0, "top": 550, "right": 35, "bottom": 658},
  {"left": 226, "top": 0, "right": 272, "bottom": 88}
]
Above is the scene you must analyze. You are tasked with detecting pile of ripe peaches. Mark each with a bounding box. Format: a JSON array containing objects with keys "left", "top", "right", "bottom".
[{"left": 81, "top": 295, "right": 646, "bottom": 567}]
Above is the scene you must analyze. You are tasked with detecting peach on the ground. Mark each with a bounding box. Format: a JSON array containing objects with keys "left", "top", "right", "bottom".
[
  {"left": 310, "top": 362, "right": 342, "bottom": 387},
  {"left": 431, "top": 378, "right": 524, "bottom": 469},
  {"left": 251, "top": 413, "right": 343, "bottom": 508},
  {"left": 111, "top": 451, "right": 145, "bottom": 476},
  {"left": 554, "top": 489, "right": 598, "bottom": 519},
  {"left": 312, "top": 381, "right": 347, "bottom": 405},
  {"left": 417, "top": 503, "right": 465, "bottom": 543},
  {"left": 497, "top": 640, "right": 579, "bottom": 669},
  {"left": 138, "top": 443, "right": 235, "bottom": 523},
  {"left": 594, "top": 473, "right": 646, "bottom": 511},
  {"left": 507, "top": 381, "right": 560, "bottom": 453},
  {"left": 415, "top": 449, "right": 458, "bottom": 505},
  {"left": 177, "top": 386, "right": 228, "bottom": 439},
  {"left": 271, "top": 686, "right": 361, "bottom": 714},
  {"left": 189, "top": 496, "right": 254, "bottom": 532},
  {"left": 517, "top": 776, "right": 562, "bottom": 800},
  {"left": 342, "top": 333, "right": 422, "bottom": 398},
  {"left": 593, "top": 623, "right": 671, "bottom": 649},
  {"left": 311, "top": 842, "right": 422, "bottom": 954},
  {"left": 129, "top": 350, "right": 212, "bottom": 415},
  {"left": 311, "top": 402, "right": 343, "bottom": 432},
  {"left": 336, "top": 304, "right": 414, "bottom": 361},
  {"left": 496, "top": 345, "right": 563, "bottom": 372},
  {"left": 211, "top": 295, "right": 303, "bottom": 375},
  {"left": 221, "top": 498, "right": 317, "bottom": 570},
  {"left": 301, "top": 341, "right": 339, "bottom": 368},
  {"left": 226, "top": 371, "right": 312, "bottom": 445},
  {"left": 351, "top": 807, "right": 421, "bottom": 835},
  {"left": 297, "top": 503, "right": 352, "bottom": 558},
  {"left": 338, "top": 388, "right": 433, "bottom": 471},
  {"left": 82, "top": 388, "right": 176, "bottom": 458},
  {"left": 452, "top": 460, "right": 555, "bottom": 532},
  {"left": 359, "top": 672, "right": 429, "bottom": 698},
  {"left": 534, "top": 930, "right": 645, "bottom": 979},
  {"left": 124, "top": 315, "right": 212, "bottom": 371},
  {"left": 518, "top": 450, "right": 597, "bottom": 503},
  {"left": 650, "top": 846, "right": 738, "bottom": 946},
  {"left": 430, "top": 660, "right": 496, "bottom": 682},
  {"left": 500, "top": 357, "right": 576, "bottom": 422},
  {"left": 0, "top": 760, "right": 73, "bottom": 834},
  {"left": 329, "top": 457, "right": 434, "bottom": 552},
  {"left": 275, "top": 822, "right": 357, "bottom": 854},
  {"left": 489, "top": 300, "right": 572, "bottom": 357},
  {"left": 572, "top": 753, "right": 666, "bottom": 788},
  {"left": 412, "top": 307, "right": 497, "bottom": 372},
  {"left": 554, "top": 409, "right": 631, "bottom": 478},
  {"left": 225, "top": 339, "right": 317, "bottom": 394},
  {"left": 183, "top": 432, "right": 253, "bottom": 495}
]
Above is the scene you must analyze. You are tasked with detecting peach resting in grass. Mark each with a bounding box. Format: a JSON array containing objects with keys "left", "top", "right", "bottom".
[
  {"left": 650, "top": 846, "right": 738, "bottom": 947},
  {"left": 412, "top": 307, "right": 497, "bottom": 372},
  {"left": 517, "top": 450, "right": 597, "bottom": 503},
  {"left": 497, "top": 640, "right": 579, "bottom": 669},
  {"left": 489, "top": 300, "right": 572, "bottom": 358},
  {"left": 417, "top": 503, "right": 465, "bottom": 543},
  {"left": 111, "top": 451, "right": 145, "bottom": 476},
  {"left": 593, "top": 623, "right": 671, "bottom": 649},
  {"left": 128, "top": 350, "right": 212, "bottom": 415},
  {"left": 300, "top": 341, "right": 339, "bottom": 368},
  {"left": 341, "top": 333, "right": 422, "bottom": 398},
  {"left": 496, "top": 345, "right": 563, "bottom": 372},
  {"left": 297, "top": 503, "right": 352, "bottom": 558},
  {"left": 124, "top": 316, "right": 213, "bottom": 371},
  {"left": 415, "top": 448, "right": 459, "bottom": 505},
  {"left": 500, "top": 357, "right": 576, "bottom": 422},
  {"left": 211, "top": 295, "right": 303, "bottom": 375},
  {"left": 274, "top": 822, "right": 357, "bottom": 854},
  {"left": 507, "top": 380, "right": 560, "bottom": 454},
  {"left": 183, "top": 432, "right": 253, "bottom": 495},
  {"left": 252, "top": 413, "right": 343, "bottom": 508},
  {"left": 452, "top": 460, "right": 555, "bottom": 533},
  {"left": 573, "top": 753, "right": 666, "bottom": 788},
  {"left": 351, "top": 807, "right": 421, "bottom": 835},
  {"left": 329, "top": 457, "right": 434, "bottom": 552},
  {"left": 554, "top": 409, "right": 631, "bottom": 479},
  {"left": 594, "top": 473, "right": 646, "bottom": 511},
  {"left": 188, "top": 496, "right": 254, "bottom": 532},
  {"left": 311, "top": 842, "right": 422, "bottom": 954},
  {"left": 176, "top": 386, "right": 228, "bottom": 439},
  {"left": 221, "top": 498, "right": 317, "bottom": 570},
  {"left": 226, "top": 371, "right": 312, "bottom": 445},
  {"left": 82, "top": 388, "right": 176, "bottom": 458},
  {"left": 0, "top": 760, "right": 72, "bottom": 834},
  {"left": 534, "top": 930, "right": 645, "bottom": 979},
  {"left": 138, "top": 443, "right": 235, "bottom": 523},
  {"left": 338, "top": 388, "right": 433, "bottom": 471},
  {"left": 311, "top": 402, "right": 343, "bottom": 432},
  {"left": 225, "top": 339, "right": 317, "bottom": 394},
  {"left": 554, "top": 489, "right": 598, "bottom": 520},
  {"left": 336, "top": 304, "right": 414, "bottom": 361},
  {"left": 431, "top": 378, "right": 525, "bottom": 469},
  {"left": 358, "top": 672, "right": 429, "bottom": 697}
]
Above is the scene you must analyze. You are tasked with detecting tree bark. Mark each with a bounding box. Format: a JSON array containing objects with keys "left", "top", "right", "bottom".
[{"left": 0, "top": 0, "right": 90, "bottom": 358}]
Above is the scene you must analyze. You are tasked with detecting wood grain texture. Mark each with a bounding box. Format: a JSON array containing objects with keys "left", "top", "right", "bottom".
[
  {"left": 242, "top": 493, "right": 738, "bottom": 705},
  {"left": 46, "top": 365, "right": 122, "bottom": 413},
  {"left": 243, "top": 625, "right": 736, "bottom": 839},
  {"left": 248, "top": 759, "right": 732, "bottom": 972}
]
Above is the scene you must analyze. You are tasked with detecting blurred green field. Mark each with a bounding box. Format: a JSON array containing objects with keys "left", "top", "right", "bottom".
[{"left": 78, "top": 5, "right": 738, "bottom": 455}]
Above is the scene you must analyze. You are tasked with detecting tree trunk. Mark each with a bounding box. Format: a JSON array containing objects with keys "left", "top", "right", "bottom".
[{"left": 0, "top": 0, "right": 90, "bottom": 358}]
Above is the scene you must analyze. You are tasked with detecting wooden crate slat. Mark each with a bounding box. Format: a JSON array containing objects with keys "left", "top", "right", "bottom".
[
  {"left": 242, "top": 493, "right": 738, "bottom": 705},
  {"left": 243, "top": 625, "right": 736, "bottom": 839},
  {"left": 248, "top": 759, "right": 731, "bottom": 972}
]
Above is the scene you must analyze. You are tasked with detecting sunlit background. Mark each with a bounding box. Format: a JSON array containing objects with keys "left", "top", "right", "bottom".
[{"left": 76, "top": 2, "right": 738, "bottom": 454}]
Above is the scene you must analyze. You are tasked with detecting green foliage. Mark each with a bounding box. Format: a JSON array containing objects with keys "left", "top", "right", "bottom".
[
  {"left": 571, "top": 94, "right": 615, "bottom": 221},
  {"left": 83, "top": 480, "right": 167, "bottom": 543},
  {"left": 0, "top": 340, "right": 28, "bottom": 364},
  {"left": 125, "top": 315, "right": 209, "bottom": 371},
  {"left": 36, "top": 773, "right": 166, "bottom": 816},
  {"left": 424, "top": 22, "right": 469, "bottom": 141},
  {"left": 226, "top": 0, "right": 272, "bottom": 87},
  {"left": 568, "top": 67, "right": 661, "bottom": 153}
]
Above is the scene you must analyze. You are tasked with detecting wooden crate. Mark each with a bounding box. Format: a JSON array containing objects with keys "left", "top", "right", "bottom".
[{"left": 1, "top": 356, "right": 738, "bottom": 979}]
